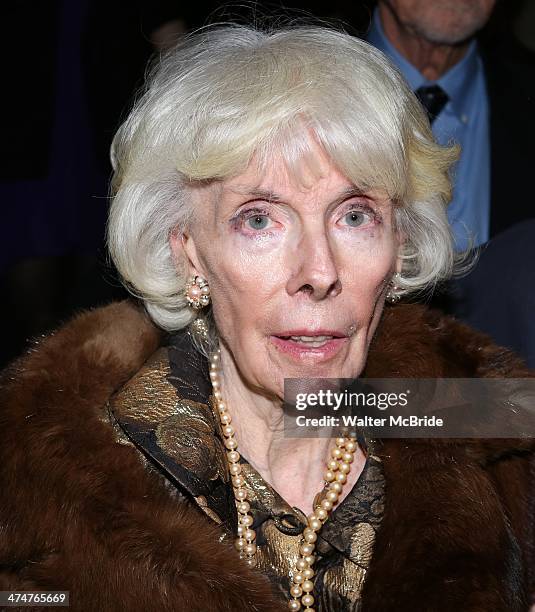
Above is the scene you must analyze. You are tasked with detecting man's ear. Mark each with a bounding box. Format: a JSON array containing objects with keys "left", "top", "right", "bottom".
[{"left": 169, "top": 227, "right": 205, "bottom": 277}]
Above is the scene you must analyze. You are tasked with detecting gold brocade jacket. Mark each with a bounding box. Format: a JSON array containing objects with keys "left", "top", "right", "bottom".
[{"left": 108, "top": 328, "right": 386, "bottom": 610}]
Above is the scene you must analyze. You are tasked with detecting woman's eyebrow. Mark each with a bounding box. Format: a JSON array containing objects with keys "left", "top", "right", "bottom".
[
  {"left": 225, "top": 186, "right": 284, "bottom": 202},
  {"left": 247, "top": 188, "right": 284, "bottom": 202},
  {"left": 336, "top": 187, "right": 392, "bottom": 209},
  {"left": 334, "top": 186, "right": 367, "bottom": 201}
]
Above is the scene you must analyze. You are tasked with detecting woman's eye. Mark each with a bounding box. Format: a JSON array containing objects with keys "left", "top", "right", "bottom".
[
  {"left": 244, "top": 213, "right": 272, "bottom": 230},
  {"left": 230, "top": 206, "right": 275, "bottom": 233},
  {"left": 342, "top": 209, "right": 373, "bottom": 227}
]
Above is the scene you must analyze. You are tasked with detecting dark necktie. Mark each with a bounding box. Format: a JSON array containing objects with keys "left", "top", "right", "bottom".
[{"left": 415, "top": 85, "right": 449, "bottom": 124}]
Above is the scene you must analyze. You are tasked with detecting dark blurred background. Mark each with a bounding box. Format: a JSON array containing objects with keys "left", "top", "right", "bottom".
[{"left": 1, "top": 0, "right": 534, "bottom": 369}]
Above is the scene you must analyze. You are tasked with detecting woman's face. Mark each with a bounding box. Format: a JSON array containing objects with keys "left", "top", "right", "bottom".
[{"left": 171, "top": 139, "right": 401, "bottom": 400}]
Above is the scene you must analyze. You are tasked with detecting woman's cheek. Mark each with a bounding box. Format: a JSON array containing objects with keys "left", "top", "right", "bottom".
[
  {"left": 335, "top": 219, "right": 385, "bottom": 244},
  {"left": 215, "top": 244, "right": 282, "bottom": 292},
  {"left": 219, "top": 231, "right": 288, "bottom": 279},
  {"left": 341, "top": 241, "right": 396, "bottom": 295},
  {"left": 339, "top": 222, "right": 397, "bottom": 259}
]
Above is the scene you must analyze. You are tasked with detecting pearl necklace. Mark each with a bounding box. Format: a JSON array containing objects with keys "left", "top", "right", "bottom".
[{"left": 209, "top": 348, "right": 357, "bottom": 612}]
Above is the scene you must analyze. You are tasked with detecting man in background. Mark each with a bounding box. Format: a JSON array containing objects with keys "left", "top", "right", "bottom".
[
  {"left": 367, "top": 0, "right": 535, "bottom": 366},
  {"left": 368, "top": 0, "right": 534, "bottom": 250}
]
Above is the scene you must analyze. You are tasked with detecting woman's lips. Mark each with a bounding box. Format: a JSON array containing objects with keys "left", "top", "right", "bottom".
[{"left": 269, "top": 335, "right": 349, "bottom": 361}]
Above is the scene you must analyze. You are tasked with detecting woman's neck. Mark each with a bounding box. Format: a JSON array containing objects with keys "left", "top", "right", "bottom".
[{"left": 216, "top": 347, "right": 367, "bottom": 515}]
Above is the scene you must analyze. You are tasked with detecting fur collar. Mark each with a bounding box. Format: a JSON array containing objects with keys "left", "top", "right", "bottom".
[{"left": 1, "top": 300, "right": 533, "bottom": 611}]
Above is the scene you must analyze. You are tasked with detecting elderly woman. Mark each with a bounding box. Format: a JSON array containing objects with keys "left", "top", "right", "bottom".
[{"left": 1, "top": 24, "right": 534, "bottom": 612}]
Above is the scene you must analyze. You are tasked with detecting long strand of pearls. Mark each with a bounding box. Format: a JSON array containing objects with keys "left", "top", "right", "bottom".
[
  {"left": 288, "top": 437, "right": 356, "bottom": 611},
  {"left": 209, "top": 349, "right": 257, "bottom": 567},
  {"left": 209, "top": 348, "right": 357, "bottom": 611}
]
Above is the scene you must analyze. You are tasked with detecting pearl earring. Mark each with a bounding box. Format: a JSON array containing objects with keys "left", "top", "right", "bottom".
[
  {"left": 386, "top": 273, "right": 401, "bottom": 304},
  {"left": 185, "top": 275, "right": 211, "bottom": 310}
]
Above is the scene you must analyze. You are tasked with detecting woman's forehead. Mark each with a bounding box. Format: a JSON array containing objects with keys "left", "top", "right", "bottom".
[
  {"left": 221, "top": 158, "right": 350, "bottom": 195},
  {"left": 217, "top": 158, "right": 391, "bottom": 207}
]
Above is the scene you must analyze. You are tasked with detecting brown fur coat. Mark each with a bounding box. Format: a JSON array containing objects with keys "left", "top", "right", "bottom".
[{"left": 0, "top": 300, "right": 534, "bottom": 611}]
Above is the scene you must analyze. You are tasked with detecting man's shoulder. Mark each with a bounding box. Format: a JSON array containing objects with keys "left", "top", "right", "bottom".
[
  {"left": 480, "top": 34, "right": 535, "bottom": 85},
  {"left": 479, "top": 34, "right": 535, "bottom": 114}
]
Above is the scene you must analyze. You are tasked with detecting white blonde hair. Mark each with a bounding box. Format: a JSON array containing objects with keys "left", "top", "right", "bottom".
[{"left": 107, "top": 23, "right": 459, "bottom": 347}]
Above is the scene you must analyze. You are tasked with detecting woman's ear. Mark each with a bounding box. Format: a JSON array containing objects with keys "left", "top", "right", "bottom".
[
  {"left": 394, "top": 227, "right": 406, "bottom": 276},
  {"left": 169, "top": 227, "right": 204, "bottom": 277}
]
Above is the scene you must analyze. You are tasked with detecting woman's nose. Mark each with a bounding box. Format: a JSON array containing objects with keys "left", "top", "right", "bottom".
[{"left": 286, "top": 229, "right": 341, "bottom": 301}]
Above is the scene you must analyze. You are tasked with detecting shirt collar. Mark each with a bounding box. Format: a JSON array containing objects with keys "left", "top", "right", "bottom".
[{"left": 367, "top": 7, "right": 481, "bottom": 122}]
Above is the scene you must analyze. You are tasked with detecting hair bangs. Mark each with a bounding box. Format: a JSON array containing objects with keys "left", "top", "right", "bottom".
[{"left": 164, "top": 39, "right": 411, "bottom": 200}]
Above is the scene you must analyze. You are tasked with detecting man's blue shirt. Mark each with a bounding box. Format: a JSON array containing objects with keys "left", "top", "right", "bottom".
[{"left": 368, "top": 9, "right": 490, "bottom": 250}]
